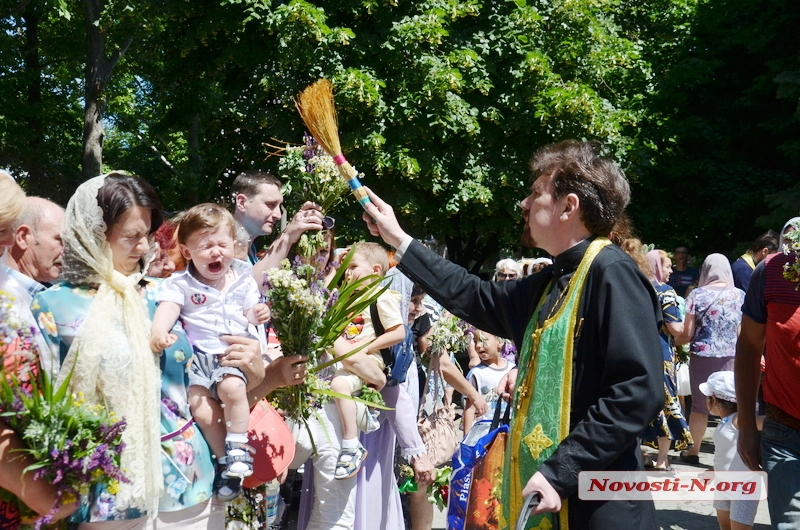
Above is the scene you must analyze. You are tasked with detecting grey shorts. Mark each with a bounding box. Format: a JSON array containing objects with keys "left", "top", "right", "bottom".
[
  {"left": 189, "top": 347, "right": 247, "bottom": 399},
  {"left": 712, "top": 498, "right": 759, "bottom": 525}
]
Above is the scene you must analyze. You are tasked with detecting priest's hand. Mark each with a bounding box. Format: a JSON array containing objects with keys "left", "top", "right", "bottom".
[
  {"left": 498, "top": 368, "right": 518, "bottom": 403},
  {"left": 361, "top": 187, "right": 409, "bottom": 249},
  {"left": 521, "top": 471, "right": 561, "bottom": 515}
]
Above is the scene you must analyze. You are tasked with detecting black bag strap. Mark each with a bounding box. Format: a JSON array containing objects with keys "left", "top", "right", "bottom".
[
  {"left": 369, "top": 302, "right": 393, "bottom": 369},
  {"left": 489, "top": 397, "right": 511, "bottom": 431}
]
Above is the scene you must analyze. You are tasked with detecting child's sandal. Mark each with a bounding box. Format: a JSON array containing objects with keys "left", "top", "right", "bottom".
[
  {"left": 334, "top": 444, "right": 368, "bottom": 480},
  {"left": 224, "top": 440, "right": 255, "bottom": 478},
  {"left": 215, "top": 468, "right": 243, "bottom": 502}
]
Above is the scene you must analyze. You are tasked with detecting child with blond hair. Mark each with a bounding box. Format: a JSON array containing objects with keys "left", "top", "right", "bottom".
[
  {"left": 150, "top": 203, "right": 270, "bottom": 500},
  {"left": 330, "top": 242, "right": 406, "bottom": 479}
]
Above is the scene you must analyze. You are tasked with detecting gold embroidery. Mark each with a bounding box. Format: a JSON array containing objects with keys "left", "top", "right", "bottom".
[
  {"left": 498, "top": 511, "right": 508, "bottom": 529},
  {"left": 523, "top": 423, "right": 554, "bottom": 460},
  {"left": 532, "top": 516, "right": 554, "bottom": 530}
]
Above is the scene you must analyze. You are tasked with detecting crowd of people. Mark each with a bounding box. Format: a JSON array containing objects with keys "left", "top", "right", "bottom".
[{"left": 0, "top": 138, "right": 798, "bottom": 530}]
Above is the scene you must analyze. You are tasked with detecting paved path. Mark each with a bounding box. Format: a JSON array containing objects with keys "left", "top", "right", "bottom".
[
  {"left": 286, "top": 418, "right": 770, "bottom": 529},
  {"left": 430, "top": 419, "right": 771, "bottom": 529}
]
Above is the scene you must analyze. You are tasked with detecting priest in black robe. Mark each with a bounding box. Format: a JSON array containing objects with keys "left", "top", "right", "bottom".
[{"left": 360, "top": 140, "right": 663, "bottom": 529}]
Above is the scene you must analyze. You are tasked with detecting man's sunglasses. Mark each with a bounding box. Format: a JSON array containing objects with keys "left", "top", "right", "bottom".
[{"left": 496, "top": 272, "right": 518, "bottom": 280}]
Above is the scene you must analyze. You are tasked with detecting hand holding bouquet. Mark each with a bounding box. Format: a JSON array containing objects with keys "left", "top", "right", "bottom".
[
  {"left": 0, "top": 290, "right": 128, "bottom": 529},
  {"left": 264, "top": 254, "right": 388, "bottom": 426}
]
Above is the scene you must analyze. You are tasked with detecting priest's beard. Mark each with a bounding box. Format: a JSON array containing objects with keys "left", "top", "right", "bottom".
[{"left": 521, "top": 210, "right": 536, "bottom": 248}]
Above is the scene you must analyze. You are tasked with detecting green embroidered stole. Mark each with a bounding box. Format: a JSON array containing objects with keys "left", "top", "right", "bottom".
[{"left": 500, "top": 238, "right": 610, "bottom": 530}]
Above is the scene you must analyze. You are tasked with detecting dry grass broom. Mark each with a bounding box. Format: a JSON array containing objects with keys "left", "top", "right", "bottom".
[{"left": 295, "top": 79, "right": 372, "bottom": 210}]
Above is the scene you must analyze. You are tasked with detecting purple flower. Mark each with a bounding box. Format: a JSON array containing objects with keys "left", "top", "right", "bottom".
[{"left": 326, "top": 290, "right": 339, "bottom": 309}]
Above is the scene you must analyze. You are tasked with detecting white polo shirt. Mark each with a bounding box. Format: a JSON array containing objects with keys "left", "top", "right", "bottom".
[{"left": 157, "top": 259, "right": 261, "bottom": 354}]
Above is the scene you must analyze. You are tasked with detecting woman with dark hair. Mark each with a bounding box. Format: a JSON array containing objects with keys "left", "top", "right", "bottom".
[
  {"left": 31, "top": 173, "right": 307, "bottom": 528},
  {"left": 675, "top": 254, "right": 745, "bottom": 465}
]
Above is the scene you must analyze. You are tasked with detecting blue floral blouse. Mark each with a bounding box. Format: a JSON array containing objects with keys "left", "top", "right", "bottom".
[
  {"left": 31, "top": 279, "right": 215, "bottom": 523},
  {"left": 685, "top": 286, "right": 745, "bottom": 358}
]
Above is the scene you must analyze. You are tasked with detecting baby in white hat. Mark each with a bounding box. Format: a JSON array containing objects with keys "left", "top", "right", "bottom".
[{"left": 700, "top": 371, "right": 764, "bottom": 530}]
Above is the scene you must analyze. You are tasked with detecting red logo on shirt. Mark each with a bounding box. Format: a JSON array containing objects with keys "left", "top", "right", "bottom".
[{"left": 191, "top": 293, "right": 207, "bottom": 305}]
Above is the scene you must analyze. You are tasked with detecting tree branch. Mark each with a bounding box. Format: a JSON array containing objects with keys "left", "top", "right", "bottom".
[
  {"left": 2, "top": 0, "right": 33, "bottom": 18},
  {"left": 100, "top": 35, "right": 133, "bottom": 84}
]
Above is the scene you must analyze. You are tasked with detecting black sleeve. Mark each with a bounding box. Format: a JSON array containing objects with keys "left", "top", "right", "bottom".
[
  {"left": 537, "top": 256, "right": 664, "bottom": 498},
  {"left": 411, "top": 313, "right": 432, "bottom": 342},
  {"left": 398, "top": 240, "right": 551, "bottom": 345}
]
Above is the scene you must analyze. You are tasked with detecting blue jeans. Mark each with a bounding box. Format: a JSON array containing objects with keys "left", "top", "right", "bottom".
[{"left": 761, "top": 417, "right": 800, "bottom": 529}]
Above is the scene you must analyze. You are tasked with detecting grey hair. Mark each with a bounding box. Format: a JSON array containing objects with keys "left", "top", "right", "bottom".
[
  {"left": 13, "top": 197, "right": 64, "bottom": 233},
  {"left": 495, "top": 258, "right": 521, "bottom": 275}
]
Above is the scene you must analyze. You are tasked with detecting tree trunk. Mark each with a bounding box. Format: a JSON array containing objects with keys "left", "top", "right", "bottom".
[
  {"left": 82, "top": 0, "right": 105, "bottom": 179},
  {"left": 81, "top": 0, "right": 132, "bottom": 180},
  {"left": 22, "top": 3, "right": 44, "bottom": 191}
]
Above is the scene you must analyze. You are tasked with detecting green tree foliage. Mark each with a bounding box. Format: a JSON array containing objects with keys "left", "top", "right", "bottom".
[
  {"left": 6, "top": 0, "right": 796, "bottom": 267},
  {"left": 630, "top": 0, "right": 800, "bottom": 256},
  {"left": 104, "top": 0, "right": 685, "bottom": 270},
  {"left": 0, "top": 0, "right": 85, "bottom": 202}
]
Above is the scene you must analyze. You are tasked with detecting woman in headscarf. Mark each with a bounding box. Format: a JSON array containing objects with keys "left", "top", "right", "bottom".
[
  {"left": 675, "top": 253, "right": 745, "bottom": 465},
  {"left": 31, "top": 173, "right": 307, "bottom": 528},
  {"left": 641, "top": 250, "right": 693, "bottom": 470},
  {"left": 779, "top": 216, "right": 800, "bottom": 248}
]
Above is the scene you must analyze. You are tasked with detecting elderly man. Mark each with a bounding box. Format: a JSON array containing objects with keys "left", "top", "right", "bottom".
[
  {"left": 230, "top": 170, "right": 323, "bottom": 287},
  {"left": 361, "top": 140, "right": 663, "bottom": 529},
  {"left": 2, "top": 197, "right": 65, "bottom": 371}
]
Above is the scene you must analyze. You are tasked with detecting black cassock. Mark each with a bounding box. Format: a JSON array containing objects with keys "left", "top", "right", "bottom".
[{"left": 399, "top": 237, "right": 663, "bottom": 529}]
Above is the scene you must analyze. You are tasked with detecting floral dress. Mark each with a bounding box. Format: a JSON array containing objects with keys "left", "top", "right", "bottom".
[
  {"left": 30, "top": 279, "right": 216, "bottom": 523},
  {"left": 642, "top": 282, "right": 693, "bottom": 451},
  {"left": 685, "top": 286, "right": 745, "bottom": 357}
]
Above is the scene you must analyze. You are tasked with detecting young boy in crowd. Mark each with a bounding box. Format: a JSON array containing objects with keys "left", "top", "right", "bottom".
[
  {"left": 150, "top": 203, "right": 270, "bottom": 500},
  {"left": 462, "top": 329, "right": 516, "bottom": 434},
  {"left": 330, "top": 242, "right": 406, "bottom": 479},
  {"left": 701, "top": 371, "right": 763, "bottom": 530}
]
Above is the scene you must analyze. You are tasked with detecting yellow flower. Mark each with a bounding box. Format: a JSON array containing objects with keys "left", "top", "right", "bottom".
[
  {"left": 107, "top": 480, "right": 119, "bottom": 494},
  {"left": 62, "top": 492, "right": 77, "bottom": 505}
]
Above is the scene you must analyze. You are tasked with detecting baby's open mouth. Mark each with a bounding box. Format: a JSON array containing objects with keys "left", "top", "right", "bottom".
[{"left": 208, "top": 261, "right": 223, "bottom": 273}]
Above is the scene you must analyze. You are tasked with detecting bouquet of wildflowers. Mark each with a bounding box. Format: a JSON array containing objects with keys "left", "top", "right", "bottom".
[
  {"left": 264, "top": 252, "right": 389, "bottom": 428},
  {"left": 277, "top": 134, "right": 352, "bottom": 258},
  {"left": 424, "top": 313, "right": 472, "bottom": 365},
  {"left": 0, "top": 290, "right": 128, "bottom": 529},
  {"left": 782, "top": 219, "right": 800, "bottom": 288}
]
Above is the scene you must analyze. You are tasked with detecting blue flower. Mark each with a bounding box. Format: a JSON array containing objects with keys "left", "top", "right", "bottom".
[{"left": 166, "top": 477, "right": 189, "bottom": 499}]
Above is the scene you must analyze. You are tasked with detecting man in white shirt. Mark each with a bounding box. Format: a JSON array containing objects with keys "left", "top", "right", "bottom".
[{"left": 2, "top": 197, "right": 65, "bottom": 372}]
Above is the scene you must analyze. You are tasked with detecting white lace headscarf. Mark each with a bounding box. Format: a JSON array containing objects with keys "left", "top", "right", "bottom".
[{"left": 58, "top": 174, "right": 163, "bottom": 515}]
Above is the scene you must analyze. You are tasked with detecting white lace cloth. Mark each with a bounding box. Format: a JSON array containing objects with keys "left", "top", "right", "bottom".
[{"left": 57, "top": 174, "right": 163, "bottom": 515}]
